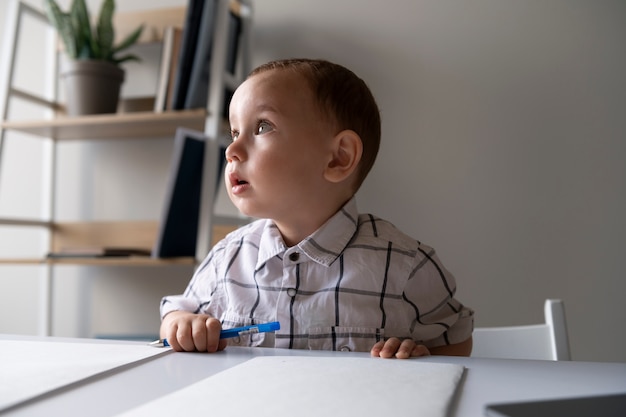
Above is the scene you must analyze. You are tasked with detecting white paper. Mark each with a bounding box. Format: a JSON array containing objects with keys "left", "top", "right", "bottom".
[
  {"left": 0, "top": 340, "right": 168, "bottom": 412},
  {"left": 117, "top": 356, "right": 465, "bottom": 417}
]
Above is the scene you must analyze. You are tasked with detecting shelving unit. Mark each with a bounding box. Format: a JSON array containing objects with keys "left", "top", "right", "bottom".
[{"left": 0, "top": 0, "right": 252, "bottom": 335}]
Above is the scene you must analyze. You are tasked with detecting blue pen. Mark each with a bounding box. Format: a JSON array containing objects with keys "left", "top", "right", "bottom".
[{"left": 150, "top": 321, "right": 280, "bottom": 347}]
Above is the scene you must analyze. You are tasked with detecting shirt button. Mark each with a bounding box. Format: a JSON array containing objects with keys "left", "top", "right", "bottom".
[
  {"left": 287, "top": 288, "right": 297, "bottom": 297},
  {"left": 289, "top": 252, "right": 300, "bottom": 262},
  {"left": 339, "top": 346, "right": 352, "bottom": 352}
]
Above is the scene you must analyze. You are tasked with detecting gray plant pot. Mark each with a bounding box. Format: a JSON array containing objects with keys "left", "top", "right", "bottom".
[{"left": 60, "top": 60, "right": 125, "bottom": 116}]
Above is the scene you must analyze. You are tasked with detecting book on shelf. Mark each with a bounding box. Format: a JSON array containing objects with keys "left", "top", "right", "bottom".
[
  {"left": 47, "top": 247, "right": 152, "bottom": 259},
  {"left": 216, "top": 8, "right": 242, "bottom": 119},
  {"left": 225, "top": 9, "right": 243, "bottom": 75},
  {"left": 184, "top": 0, "right": 218, "bottom": 109},
  {"left": 173, "top": 0, "right": 244, "bottom": 111},
  {"left": 166, "top": 28, "right": 184, "bottom": 110},
  {"left": 154, "top": 26, "right": 183, "bottom": 112},
  {"left": 152, "top": 127, "right": 228, "bottom": 258},
  {"left": 152, "top": 128, "right": 205, "bottom": 258},
  {"left": 185, "top": 5, "right": 243, "bottom": 110},
  {"left": 171, "top": 0, "right": 205, "bottom": 110}
]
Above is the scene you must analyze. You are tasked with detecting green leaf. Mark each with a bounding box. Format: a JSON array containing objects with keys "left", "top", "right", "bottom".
[
  {"left": 43, "top": 0, "right": 142, "bottom": 65},
  {"left": 112, "top": 24, "right": 144, "bottom": 55},
  {"left": 70, "top": 0, "right": 93, "bottom": 58},
  {"left": 112, "top": 53, "right": 141, "bottom": 65},
  {"left": 97, "top": 0, "right": 115, "bottom": 60},
  {"left": 43, "top": 0, "right": 77, "bottom": 58}
]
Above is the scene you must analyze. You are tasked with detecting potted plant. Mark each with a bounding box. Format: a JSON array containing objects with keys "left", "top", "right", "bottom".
[{"left": 44, "top": 0, "right": 144, "bottom": 115}]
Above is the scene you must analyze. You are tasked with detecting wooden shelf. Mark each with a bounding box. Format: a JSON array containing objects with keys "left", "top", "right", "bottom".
[
  {"left": 1, "top": 109, "right": 207, "bottom": 140},
  {"left": 0, "top": 221, "right": 239, "bottom": 266},
  {"left": 0, "top": 257, "right": 196, "bottom": 266}
]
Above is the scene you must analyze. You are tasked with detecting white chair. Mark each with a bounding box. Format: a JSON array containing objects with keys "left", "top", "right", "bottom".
[{"left": 471, "top": 299, "right": 571, "bottom": 360}]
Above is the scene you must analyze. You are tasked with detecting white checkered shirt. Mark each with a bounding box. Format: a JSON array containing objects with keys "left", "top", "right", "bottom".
[{"left": 161, "top": 197, "right": 474, "bottom": 352}]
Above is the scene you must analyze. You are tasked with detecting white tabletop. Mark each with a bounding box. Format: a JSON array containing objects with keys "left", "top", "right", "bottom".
[{"left": 2, "top": 335, "right": 626, "bottom": 417}]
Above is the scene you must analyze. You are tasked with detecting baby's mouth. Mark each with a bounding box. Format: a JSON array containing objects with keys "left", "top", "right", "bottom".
[
  {"left": 229, "top": 172, "right": 249, "bottom": 187},
  {"left": 229, "top": 174, "right": 250, "bottom": 195}
]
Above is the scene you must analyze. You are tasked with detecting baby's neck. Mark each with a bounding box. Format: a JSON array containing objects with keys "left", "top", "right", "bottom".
[{"left": 274, "top": 194, "right": 354, "bottom": 247}]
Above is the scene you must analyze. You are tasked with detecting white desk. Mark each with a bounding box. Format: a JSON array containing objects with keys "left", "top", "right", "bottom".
[{"left": 2, "top": 335, "right": 626, "bottom": 417}]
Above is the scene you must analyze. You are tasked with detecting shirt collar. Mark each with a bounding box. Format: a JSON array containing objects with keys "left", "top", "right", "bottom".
[
  {"left": 256, "top": 221, "right": 288, "bottom": 270},
  {"left": 255, "top": 197, "right": 360, "bottom": 269}
]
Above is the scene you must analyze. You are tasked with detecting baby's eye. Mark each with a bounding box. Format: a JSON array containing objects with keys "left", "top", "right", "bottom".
[
  {"left": 230, "top": 129, "right": 239, "bottom": 141},
  {"left": 256, "top": 120, "right": 273, "bottom": 135}
]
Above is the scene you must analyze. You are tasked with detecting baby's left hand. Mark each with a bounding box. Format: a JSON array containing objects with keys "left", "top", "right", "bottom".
[{"left": 370, "top": 338, "right": 430, "bottom": 359}]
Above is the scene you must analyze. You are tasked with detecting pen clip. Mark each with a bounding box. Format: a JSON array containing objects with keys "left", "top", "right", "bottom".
[{"left": 149, "top": 339, "right": 170, "bottom": 348}]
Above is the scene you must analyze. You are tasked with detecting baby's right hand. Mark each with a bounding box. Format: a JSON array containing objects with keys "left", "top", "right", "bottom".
[{"left": 160, "top": 311, "right": 227, "bottom": 353}]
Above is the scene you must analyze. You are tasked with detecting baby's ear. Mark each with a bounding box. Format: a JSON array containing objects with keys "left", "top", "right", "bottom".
[{"left": 324, "top": 129, "right": 363, "bottom": 183}]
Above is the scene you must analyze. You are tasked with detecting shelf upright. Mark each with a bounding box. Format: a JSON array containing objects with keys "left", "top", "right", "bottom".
[{"left": 0, "top": 0, "right": 60, "bottom": 336}]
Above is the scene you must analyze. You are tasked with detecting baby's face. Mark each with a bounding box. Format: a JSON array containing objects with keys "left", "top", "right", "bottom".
[{"left": 225, "top": 69, "right": 336, "bottom": 224}]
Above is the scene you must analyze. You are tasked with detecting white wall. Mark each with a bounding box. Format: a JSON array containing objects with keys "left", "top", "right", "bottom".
[{"left": 0, "top": 0, "right": 624, "bottom": 362}]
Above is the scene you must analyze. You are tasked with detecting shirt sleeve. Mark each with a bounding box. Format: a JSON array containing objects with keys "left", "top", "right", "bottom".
[
  {"left": 403, "top": 244, "right": 474, "bottom": 348},
  {"left": 159, "top": 249, "right": 221, "bottom": 319}
]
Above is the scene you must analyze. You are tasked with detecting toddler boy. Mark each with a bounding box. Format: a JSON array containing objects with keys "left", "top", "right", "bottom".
[{"left": 160, "top": 58, "right": 474, "bottom": 359}]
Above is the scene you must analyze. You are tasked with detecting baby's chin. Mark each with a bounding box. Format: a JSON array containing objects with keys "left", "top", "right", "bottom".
[{"left": 227, "top": 197, "right": 260, "bottom": 219}]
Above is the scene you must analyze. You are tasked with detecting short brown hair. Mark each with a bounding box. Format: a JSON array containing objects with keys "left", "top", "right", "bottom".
[{"left": 250, "top": 58, "right": 381, "bottom": 191}]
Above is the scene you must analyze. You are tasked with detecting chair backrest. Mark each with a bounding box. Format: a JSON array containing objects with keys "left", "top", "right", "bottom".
[{"left": 471, "top": 299, "right": 571, "bottom": 360}]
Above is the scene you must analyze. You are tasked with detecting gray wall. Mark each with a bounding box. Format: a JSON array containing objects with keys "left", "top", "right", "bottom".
[
  {"left": 0, "top": 0, "right": 624, "bottom": 362},
  {"left": 251, "top": 0, "right": 626, "bottom": 363}
]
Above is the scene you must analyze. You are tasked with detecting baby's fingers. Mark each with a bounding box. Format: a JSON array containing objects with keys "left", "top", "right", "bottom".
[
  {"left": 371, "top": 338, "right": 402, "bottom": 358},
  {"left": 370, "top": 338, "right": 431, "bottom": 359},
  {"left": 399, "top": 341, "right": 430, "bottom": 359}
]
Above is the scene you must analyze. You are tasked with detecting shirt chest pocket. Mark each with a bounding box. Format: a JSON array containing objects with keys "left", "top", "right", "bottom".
[{"left": 307, "top": 326, "right": 384, "bottom": 352}]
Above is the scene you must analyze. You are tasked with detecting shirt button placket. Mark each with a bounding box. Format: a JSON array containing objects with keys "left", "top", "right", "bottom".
[
  {"left": 274, "top": 250, "right": 301, "bottom": 349},
  {"left": 286, "top": 251, "right": 299, "bottom": 299}
]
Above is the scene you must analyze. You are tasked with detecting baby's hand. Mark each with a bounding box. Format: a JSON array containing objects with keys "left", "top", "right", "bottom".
[
  {"left": 160, "top": 311, "right": 227, "bottom": 353},
  {"left": 370, "top": 338, "right": 430, "bottom": 359}
]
